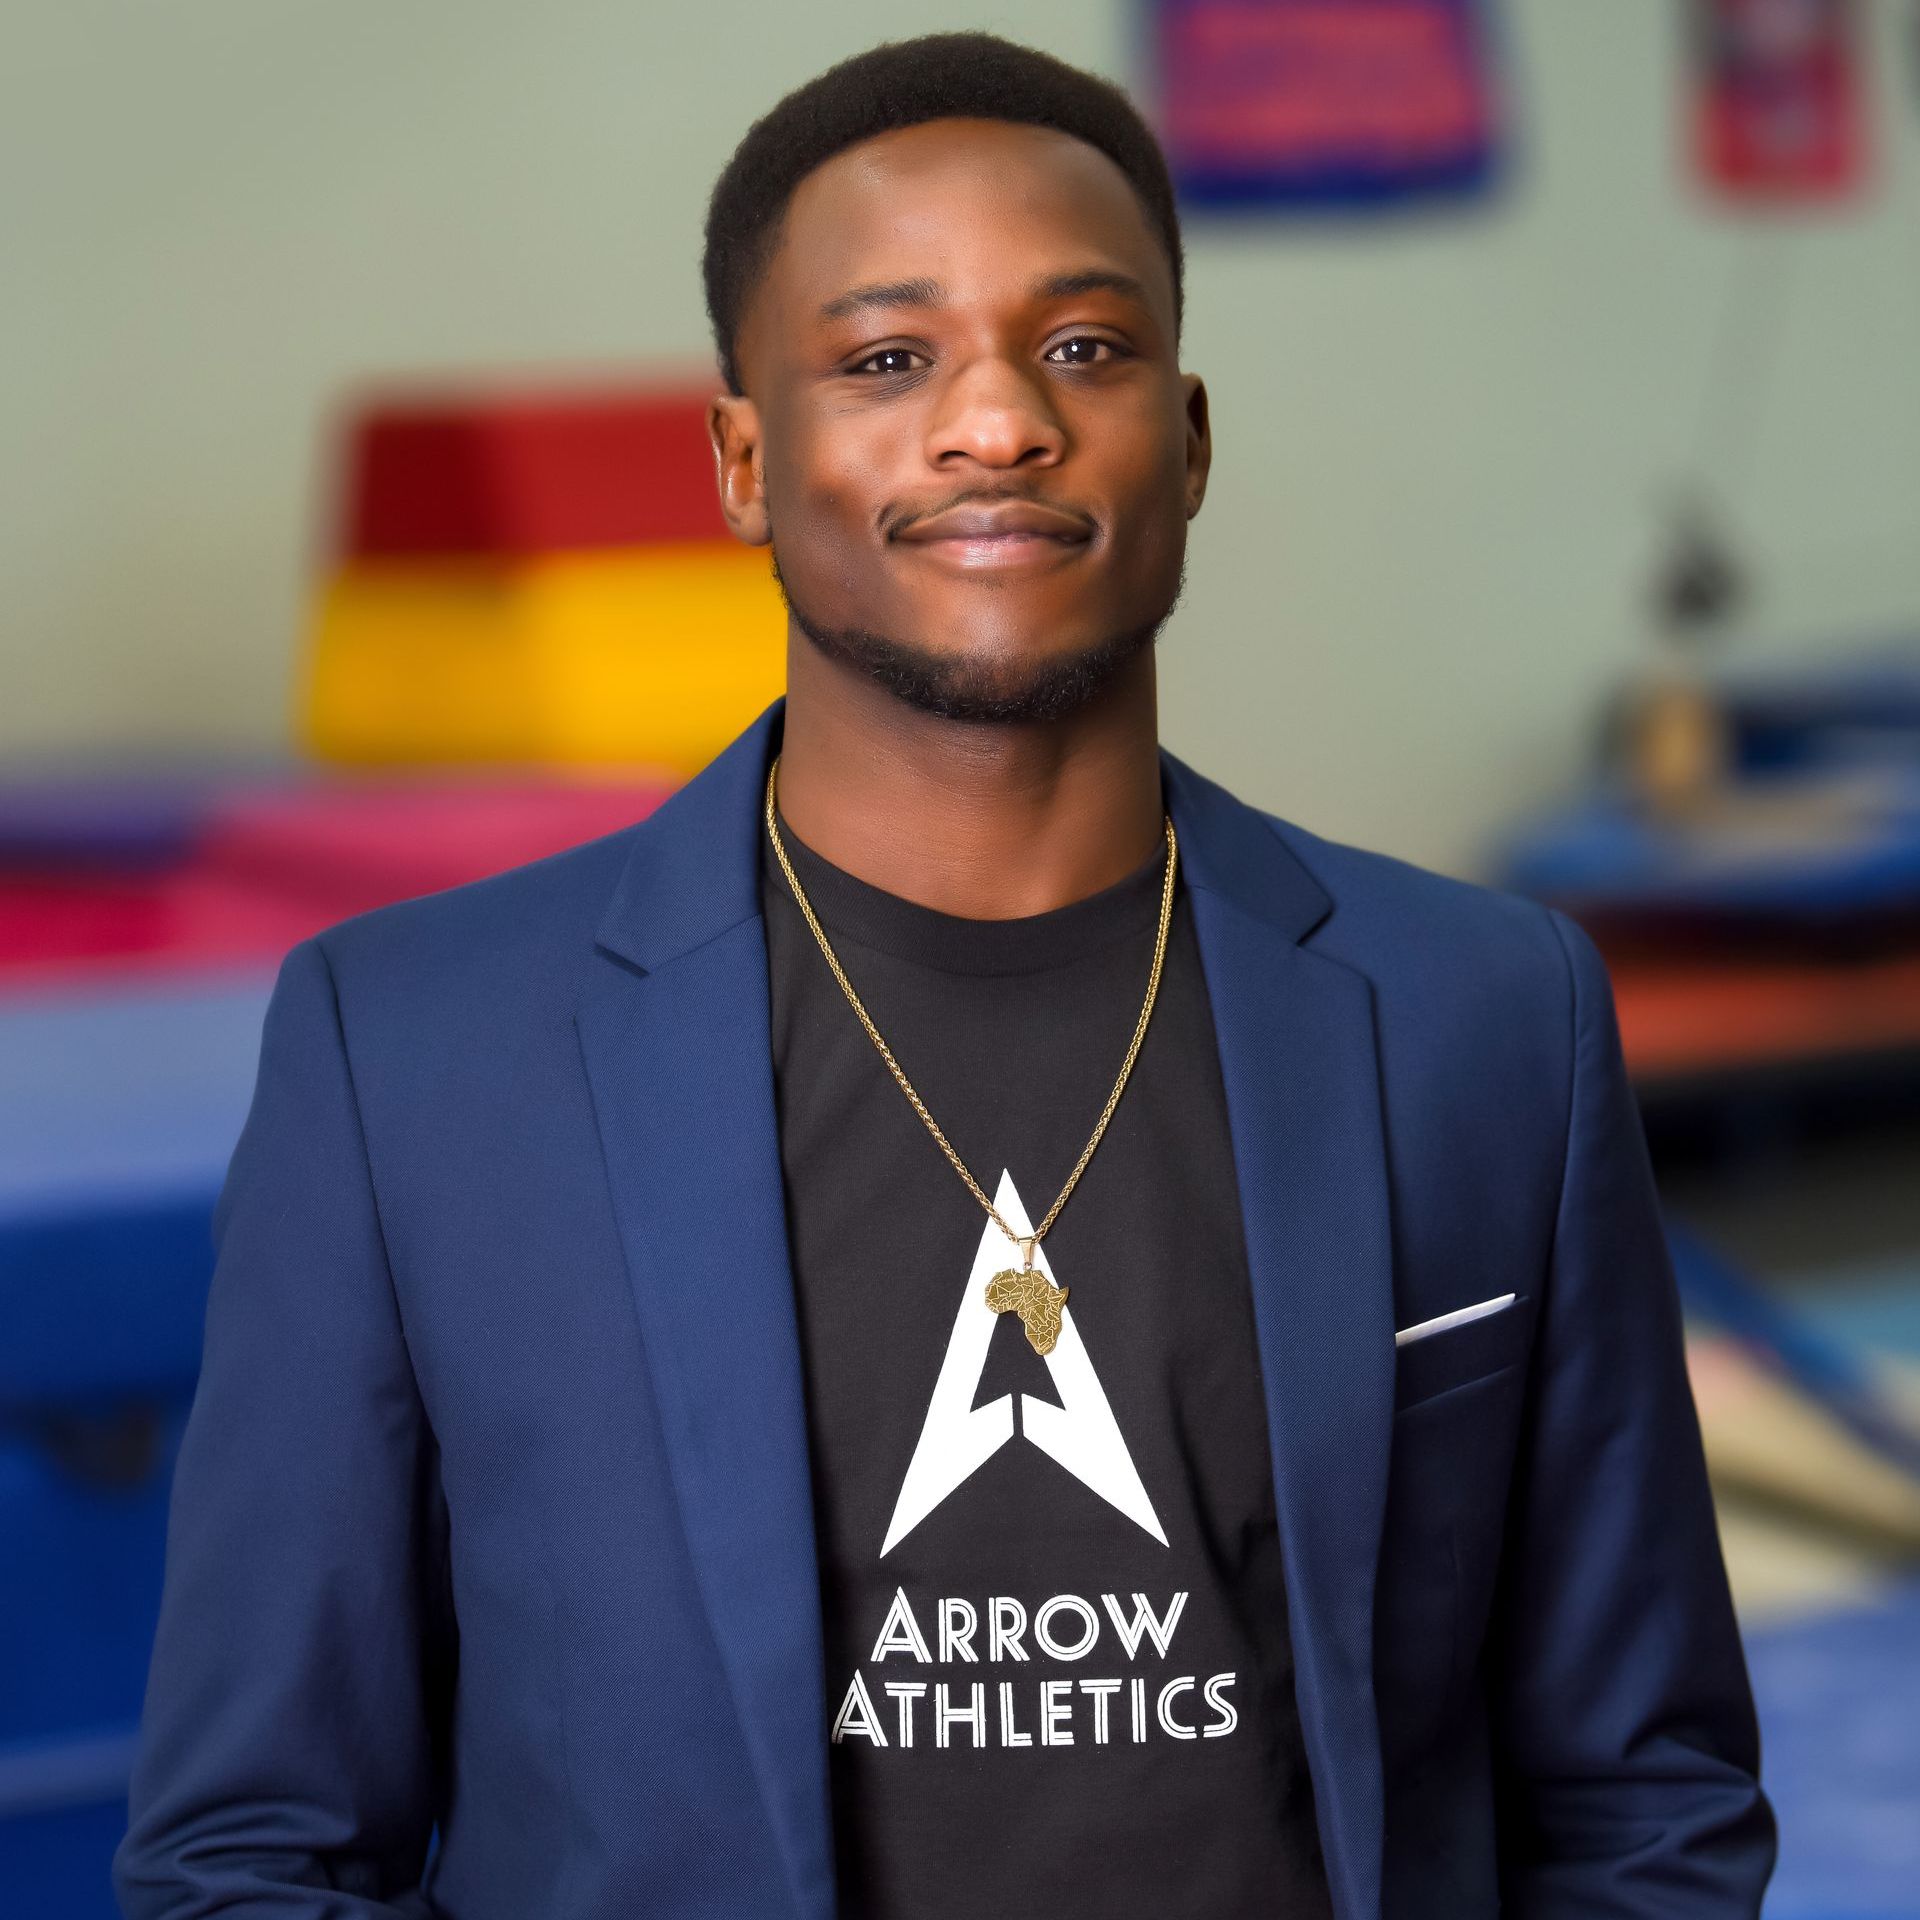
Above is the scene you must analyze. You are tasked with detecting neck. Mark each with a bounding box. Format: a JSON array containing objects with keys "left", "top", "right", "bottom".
[{"left": 773, "top": 635, "right": 1165, "bottom": 921}]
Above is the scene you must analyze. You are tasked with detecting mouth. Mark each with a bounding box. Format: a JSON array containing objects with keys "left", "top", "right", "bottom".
[{"left": 892, "top": 502, "right": 1095, "bottom": 575}]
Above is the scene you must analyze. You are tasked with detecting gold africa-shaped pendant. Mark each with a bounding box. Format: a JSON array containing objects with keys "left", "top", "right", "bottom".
[{"left": 984, "top": 1267, "right": 1069, "bottom": 1356}]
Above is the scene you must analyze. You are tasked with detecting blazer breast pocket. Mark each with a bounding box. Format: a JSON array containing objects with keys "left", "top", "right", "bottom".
[{"left": 1393, "top": 1292, "right": 1531, "bottom": 1414}]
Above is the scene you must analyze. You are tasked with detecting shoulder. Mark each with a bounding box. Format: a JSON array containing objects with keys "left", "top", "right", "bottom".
[
  {"left": 1256, "top": 808, "right": 1584, "bottom": 1054},
  {"left": 301, "top": 819, "right": 642, "bottom": 1022},
  {"left": 1245, "top": 810, "right": 1601, "bottom": 1210},
  {"left": 1268, "top": 809, "right": 1571, "bottom": 982}
]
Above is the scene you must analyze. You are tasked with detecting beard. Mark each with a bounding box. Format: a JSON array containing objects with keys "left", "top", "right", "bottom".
[{"left": 768, "top": 540, "right": 1185, "bottom": 727}]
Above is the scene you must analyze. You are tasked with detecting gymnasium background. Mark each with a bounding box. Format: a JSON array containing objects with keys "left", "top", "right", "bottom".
[{"left": 4, "top": 3, "right": 1917, "bottom": 1915}]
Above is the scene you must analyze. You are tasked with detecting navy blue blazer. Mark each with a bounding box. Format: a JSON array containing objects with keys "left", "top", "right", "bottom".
[{"left": 116, "top": 698, "right": 1775, "bottom": 1918}]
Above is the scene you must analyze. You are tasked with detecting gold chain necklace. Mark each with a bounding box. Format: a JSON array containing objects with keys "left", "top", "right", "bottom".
[{"left": 763, "top": 753, "right": 1178, "bottom": 1356}]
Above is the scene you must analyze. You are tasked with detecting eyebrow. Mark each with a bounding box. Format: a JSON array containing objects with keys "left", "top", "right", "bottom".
[
  {"left": 1040, "top": 269, "right": 1152, "bottom": 306},
  {"left": 817, "top": 276, "right": 942, "bottom": 322},
  {"left": 817, "top": 269, "right": 1152, "bottom": 324}
]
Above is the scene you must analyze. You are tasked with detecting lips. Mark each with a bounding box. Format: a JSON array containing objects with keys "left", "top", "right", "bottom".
[
  {"left": 895, "top": 500, "right": 1093, "bottom": 546},
  {"left": 891, "top": 499, "right": 1094, "bottom": 574}
]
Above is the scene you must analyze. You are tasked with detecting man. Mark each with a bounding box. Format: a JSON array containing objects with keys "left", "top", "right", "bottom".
[{"left": 116, "top": 31, "right": 1776, "bottom": 1920}]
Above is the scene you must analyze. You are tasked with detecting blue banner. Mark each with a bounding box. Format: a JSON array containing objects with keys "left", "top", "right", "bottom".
[{"left": 1147, "top": 0, "right": 1505, "bottom": 211}]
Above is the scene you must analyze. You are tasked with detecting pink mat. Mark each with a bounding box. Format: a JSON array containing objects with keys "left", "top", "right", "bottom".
[{"left": 0, "top": 777, "right": 672, "bottom": 990}]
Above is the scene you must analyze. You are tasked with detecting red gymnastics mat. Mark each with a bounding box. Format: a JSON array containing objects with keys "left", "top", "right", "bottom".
[{"left": 0, "top": 772, "right": 673, "bottom": 991}]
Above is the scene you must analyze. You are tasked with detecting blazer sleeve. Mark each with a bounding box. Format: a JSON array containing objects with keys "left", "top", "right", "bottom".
[
  {"left": 114, "top": 938, "right": 451, "bottom": 1919},
  {"left": 1487, "top": 907, "right": 1778, "bottom": 1914}
]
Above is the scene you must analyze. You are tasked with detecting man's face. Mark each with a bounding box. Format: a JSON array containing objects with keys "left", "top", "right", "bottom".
[{"left": 711, "top": 116, "right": 1210, "bottom": 725}]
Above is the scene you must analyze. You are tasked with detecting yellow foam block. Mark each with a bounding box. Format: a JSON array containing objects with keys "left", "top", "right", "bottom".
[{"left": 299, "top": 543, "right": 786, "bottom": 773}]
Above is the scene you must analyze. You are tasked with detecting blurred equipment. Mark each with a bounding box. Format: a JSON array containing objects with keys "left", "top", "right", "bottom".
[
  {"left": 1492, "top": 635, "right": 1920, "bottom": 1518},
  {"left": 1501, "top": 639, "right": 1920, "bottom": 1079},
  {"left": 1147, "top": 0, "right": 1506, "bottom": 211},
  {"left": 299, "top": 380, "right": 786, "bottom": 773},
  {"left": 1674, "top": 1218, "right": 1920, "bottom": 1503},
  {"left": 1652, "top": 495, "right": 1750, "bottom": 637},
  {"left": 1496, "top": 629, "right": 1920, "bottom": 1910},
  {"left": 0, "top": 772, "right": 672, "bottom": 989},
  {"left": 0, "top": 768, "right": 669, "bottom": 1914},
  {"left": 1739, "top": 1573, "right": 1920, "bottom": 1909}
]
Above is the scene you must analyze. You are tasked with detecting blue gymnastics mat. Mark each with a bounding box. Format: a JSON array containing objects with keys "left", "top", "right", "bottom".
[
  {"left": 1746, "top": 1573, "right": 1920, "bottom": 1917},
  {"left": 1, "top": 979, "right": 269, "bottom": 1916},
  {"left": 0, "top": 978, "right": 270, "bottom": 1401}
]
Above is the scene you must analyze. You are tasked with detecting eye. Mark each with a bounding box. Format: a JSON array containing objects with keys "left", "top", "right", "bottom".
[
  {"left": 1046, "top": 335, "right": 1127, "bottom": 366},
  {"left": 849, "top": 347, "right": 927, "bottom": 376}
]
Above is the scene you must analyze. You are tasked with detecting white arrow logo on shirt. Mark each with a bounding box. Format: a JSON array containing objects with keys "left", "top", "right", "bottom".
[{"left": 880, "top": 1169, "right": 1167, "bottom": 1556}]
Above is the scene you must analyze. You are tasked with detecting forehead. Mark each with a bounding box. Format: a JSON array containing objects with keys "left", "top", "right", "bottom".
[{"left": 742, "top": 117, "right": 1172, "bottom": 364}]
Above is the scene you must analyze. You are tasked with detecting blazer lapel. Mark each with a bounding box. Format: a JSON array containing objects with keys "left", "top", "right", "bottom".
[
  {"left": 1164, "top": 749, "right": 1395, "bottom": 1920},
  {"left": 576, "top": 703, "right": 836, "bottom": 1920}
]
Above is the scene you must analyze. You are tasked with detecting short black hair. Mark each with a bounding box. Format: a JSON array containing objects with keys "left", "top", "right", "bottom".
[{"left": 701, "top": 32, "right": 1184, "bottom": 396}]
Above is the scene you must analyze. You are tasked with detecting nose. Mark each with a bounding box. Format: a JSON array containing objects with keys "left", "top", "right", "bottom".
[{"left": 923, "top": 353, "right": 1066, "bottom": 471}]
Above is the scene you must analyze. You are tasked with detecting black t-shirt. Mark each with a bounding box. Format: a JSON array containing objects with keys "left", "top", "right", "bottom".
[{"left": 761, "top": 808, "right": 1334, "bottom": 1920}]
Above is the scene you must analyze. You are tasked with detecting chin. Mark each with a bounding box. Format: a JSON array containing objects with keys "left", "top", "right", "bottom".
[{"left": 792, "top": 603, "right": 1161, "bottom": 728}]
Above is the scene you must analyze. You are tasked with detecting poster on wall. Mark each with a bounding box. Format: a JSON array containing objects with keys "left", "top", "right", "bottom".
[
  {"left": 1691, "top": 0, "right": 1869, "bottom": 203},
  {"left": 1145, "top": 0, "right": 1505, "bottom": 212}
]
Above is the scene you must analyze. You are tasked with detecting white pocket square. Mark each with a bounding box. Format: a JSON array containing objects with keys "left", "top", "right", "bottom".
[{"left": 1394, "top": 1293, "right": 1516, "bottom": 1348}]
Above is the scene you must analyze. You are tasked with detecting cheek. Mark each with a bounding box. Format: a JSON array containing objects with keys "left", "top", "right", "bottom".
[
  {"left": 781, "top": 391, "right": 892, "bottom": 492},
  {"left": 1100, "top": 440, "right": 1190, "bottom": 583},
  {"left": 767, "top": 422, "right": 894, "bottom": 570},
  {"left": 1082, "top": 391, "right": 1189, "bottom": 519}
]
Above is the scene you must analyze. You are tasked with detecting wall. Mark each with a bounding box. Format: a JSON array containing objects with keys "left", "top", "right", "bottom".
[{"left": 5, "top": 0, "right": 1918, "bottom": 874}]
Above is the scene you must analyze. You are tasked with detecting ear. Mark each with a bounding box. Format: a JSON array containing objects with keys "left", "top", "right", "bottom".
[
  {"left": 707, "top": 391, "right": 770, "bottom": 546},
  {"left": 1181, "top": 373, "right": 1212, "bottom": 520}
]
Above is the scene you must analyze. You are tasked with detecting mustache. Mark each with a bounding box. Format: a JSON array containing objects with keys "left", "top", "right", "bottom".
[{"left": 886, "top": 489, "right": 1098, "bottom": 539}]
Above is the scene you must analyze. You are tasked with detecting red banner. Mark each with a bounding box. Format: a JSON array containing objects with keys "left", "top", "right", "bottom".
[{"left": 1693, "top": 0, "right": 1868, "bottom": 203}]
